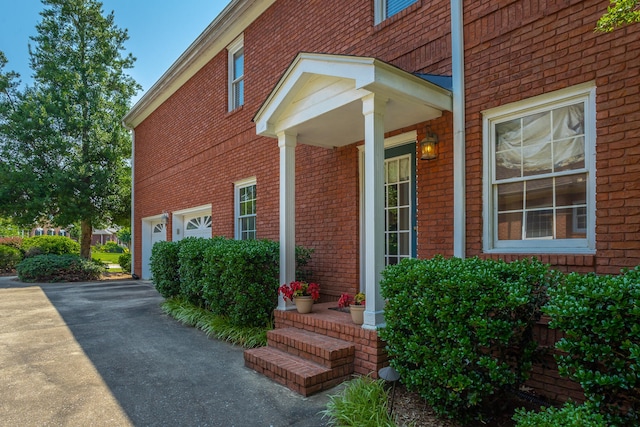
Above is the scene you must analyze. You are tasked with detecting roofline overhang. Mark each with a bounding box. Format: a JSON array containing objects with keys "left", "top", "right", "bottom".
[
  {"left": 123, "top": 0, "right": 277, "bottom": 129},
  {"left": 254, "top": 52, "right": 453, "bottom": 139}
]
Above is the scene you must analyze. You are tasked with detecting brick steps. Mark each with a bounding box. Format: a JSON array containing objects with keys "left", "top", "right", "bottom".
[{"left": 244, "top": 327, "right": 355, "bottom": 396}]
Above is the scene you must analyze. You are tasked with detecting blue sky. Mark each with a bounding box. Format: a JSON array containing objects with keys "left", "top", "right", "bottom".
[{"left": 0, "top": 0, "right": 232, "bottom": 103}]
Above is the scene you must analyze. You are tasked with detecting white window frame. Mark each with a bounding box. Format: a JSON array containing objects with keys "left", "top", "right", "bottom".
[
  {"left": 482, "top": 83, "right": 596, "bottom": 254},
  {"left": 374, "top": 0, "right": 419, "bottom": 24},
  {"left": 234, "top": 177, "right": 257, "bottom": 240},
  {"left": 227, "top": 34, "right": 244, "bottom": 111}
]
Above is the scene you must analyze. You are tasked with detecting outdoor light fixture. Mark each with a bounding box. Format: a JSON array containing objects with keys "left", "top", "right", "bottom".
[
  {"left": 420, "top": 129, "right": 439, "bottom": 160},
  {"left": 378, "top": 366, "right": 401, "bottom": 414},
  {"left": 161, "top": 211, "right": 169, "bottom": 225}
]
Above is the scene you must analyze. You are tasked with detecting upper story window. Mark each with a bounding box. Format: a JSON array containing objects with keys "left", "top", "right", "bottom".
[
  {"left": 375, "top": 0, "right": 419, "bottom": 24},
  {"left": 483, "top": 83, "right": 596, "bottom": 254},
  {"left": 228, "top": 35, "right": 244, "bottom": 111},
  {"left": 235, "top": 178, "right": 256, "bottom": 240}
]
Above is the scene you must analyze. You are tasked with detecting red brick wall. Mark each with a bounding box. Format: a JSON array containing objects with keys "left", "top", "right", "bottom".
[{"left": 462, "top": 0, "right": 640, "bottom": 274}]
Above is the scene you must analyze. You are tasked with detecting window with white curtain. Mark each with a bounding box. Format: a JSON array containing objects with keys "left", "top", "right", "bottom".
[
  {"left": 374, "top": 0, "right": 418, "bottom": 24},
  {"left": 483, "top": 84, "right": 596, "bottom": 253}
]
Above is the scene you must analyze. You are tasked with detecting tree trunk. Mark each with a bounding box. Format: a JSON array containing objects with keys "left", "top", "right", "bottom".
[{"left": 80, "top": 220, "right": 92, "bottom": 259}]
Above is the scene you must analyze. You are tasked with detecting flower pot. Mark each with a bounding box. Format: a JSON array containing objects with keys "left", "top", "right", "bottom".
[
  {"left": 294, "top": 296, "right": 314, "bottom": 314},
  {"left": 350, "top": 305, "right": 365, "bottom": 325}
]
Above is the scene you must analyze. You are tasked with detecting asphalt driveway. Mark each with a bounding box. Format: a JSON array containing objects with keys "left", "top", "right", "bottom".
[{"left": 0, "top": 276, "right": 335, "bottom": 426}]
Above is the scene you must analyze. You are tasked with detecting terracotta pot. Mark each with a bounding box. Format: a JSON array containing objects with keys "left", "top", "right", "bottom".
[
  {"left": 350, "top": 304, "right": 365, "bottom": 325},
  {"left": 294, "top": 296, "right": 314, "bottom": 314}
]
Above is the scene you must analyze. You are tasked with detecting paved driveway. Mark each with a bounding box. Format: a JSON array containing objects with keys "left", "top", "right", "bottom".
[{"left": 0, "top": 277, "right": 335, "bottom": 426}]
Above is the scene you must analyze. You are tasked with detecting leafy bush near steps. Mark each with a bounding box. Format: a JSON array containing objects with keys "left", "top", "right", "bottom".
[
  {"left": 150, "top": 241, "right": 181, "bottom": 298},
  {"left": 544, "top": 266, "right": 640, "bottom": 426},
  {"left": 150, "top": 237, "right": 313, "bottom": 328},
  {"left": 380, "top": 256, "right": 559, "bottom": 424},
  {"left": 513, "top": 402, "right": 606, "bottom": 427},
  {"left": 201, "top": 238, "right": 279, "bottom": 328},
  {"left": 21, "top": 235, "right": 80, "bottom": 256},
  {"left": 0, "top": 245, "right": 22, "bottom": 272},
  {"left": 17, "top": 254, "right": 104, "bottom": 282}
]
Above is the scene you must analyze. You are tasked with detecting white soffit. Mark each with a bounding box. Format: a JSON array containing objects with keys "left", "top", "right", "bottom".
[{"left": 254, "top": 53, "right": 453, "bottom": 148}]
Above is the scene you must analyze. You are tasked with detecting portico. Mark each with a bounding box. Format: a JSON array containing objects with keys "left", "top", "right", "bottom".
[{"left": 254, "top": 53, "right": 452, "bottom": 329}]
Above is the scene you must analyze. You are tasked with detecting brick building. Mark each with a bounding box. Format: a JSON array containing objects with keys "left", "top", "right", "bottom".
[{"left": 124, "top": 0, "right": 639, "bottom": 397}]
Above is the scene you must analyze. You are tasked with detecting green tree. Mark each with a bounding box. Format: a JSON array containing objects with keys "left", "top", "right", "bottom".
[
  {"left": 597, "top": 0, "right": 640, "bottom": 32},
  {"left": 0, "top": 0, "right": 138, "bottom": 258}
]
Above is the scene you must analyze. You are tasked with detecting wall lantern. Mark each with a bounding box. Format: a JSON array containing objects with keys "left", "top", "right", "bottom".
[
  {"left": 161, "top": 211, "right": 169, "bottom": 225},
  {"left": 420, "top": 129, "right": 439, "bottom": 161}
]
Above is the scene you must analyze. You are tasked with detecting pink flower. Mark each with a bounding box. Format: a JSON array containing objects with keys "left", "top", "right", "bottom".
[{"left": 278, "top": 281, "right": 321, "bottom": 301}]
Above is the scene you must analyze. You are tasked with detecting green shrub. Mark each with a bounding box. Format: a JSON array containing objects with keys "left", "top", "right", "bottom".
[
  {"left": 380, "top": 256, "right": 558, "bottom": 424},
  {"left": 177, "top": 237, "right": 224, "bottom": 306},
  {"left": 21, "top": 235, "right": 80, "bottom": 256},
  {"left": 118, "top": 252, "right": 131, "bottom": 272},
  {"left": 0, "top": 245, "right": 22, "bottom": 272},
  {"left": 544, "top": 267, "right": 640, "bottom": 426},
  {"left": 321, "top": 376, "right": 396, "bottom": 427},
  {"left": 0, "top": 237, "right": 23, "bottom": 250},
  {"left": 201, "top": 239, "right": 279, "bottom": 328},
  {"left": 150, "top": 241, "right": 181, "bottom": 298},
  {"left": 94, "top": 241, "right": 125, "bottom": 253},
  {"left": 513, "top": 402, "right": 607, "bottom": 427},
  {"left": 17, "top": 254, "right": 104, "bottom": 282}
]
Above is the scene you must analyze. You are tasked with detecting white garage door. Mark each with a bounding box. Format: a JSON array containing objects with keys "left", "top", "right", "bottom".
[
  {"left": 151, "top": 222, "right": 166, "bottom": 245},
  {"left": 183, "top": 214, "right": 212, "bottom": 238}
]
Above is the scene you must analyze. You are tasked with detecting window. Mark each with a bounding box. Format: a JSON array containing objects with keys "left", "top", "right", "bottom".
[
  {"left": 228, "top": 35, "right": 244, "bottom": 111},
  {"left": 235, "top": 178, "right": 256, "bottom": 240},
  {"left": 483, "top": 84, "right": 596, "bottom": 253},
  {"left": 375, "top": 0, "right": 418, "bottom": 24}
]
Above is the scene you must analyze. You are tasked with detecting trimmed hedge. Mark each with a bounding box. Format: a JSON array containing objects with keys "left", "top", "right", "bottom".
[
  {"left": 544, "top": 266, "right": 640, "bottom": 426},
  {"left": 0, "top": 245, "right": 22, "bottom": 272},
  {"left": 94, "top": 241, "right": 125, "bottom": 253},
  {"left": 380, "top": 256, "right": 558, "bottom": 424},
  {"left": 149, "top": 237, "right": 312, "bottom": 328},
  {"left": 514, "top": 402, "right": 607, "bottom": 427},
  {"left": 21, "top": 235, "right": 80, "bottom": 256},
  {"left": 17, "top": 254, "right": 104, "bottom": 282},
  {"left": 150, "top": 241, "right": 181, "bottom": 298},
  {"left": 0, "top": 237, "right": 23, "bottom": 250}
]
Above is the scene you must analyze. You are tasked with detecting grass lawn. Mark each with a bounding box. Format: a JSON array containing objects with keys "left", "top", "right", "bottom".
[{"left": 92, "top": 252, "right": 124, "bottom": 272}]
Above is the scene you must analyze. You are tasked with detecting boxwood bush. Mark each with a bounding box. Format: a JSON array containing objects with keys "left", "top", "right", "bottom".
[
  {"left": 380, "top": 256, "right": 558, "bottom": 424},
  {"left": 17, "top": 254, "right": 104, "bottom": 282},
  {"left": 150, "top": 241, "right": 181, "bottom": 298},
  {"left": 149, "top": 237, "right": 312, "bottom": 328},
  {"left": 0, "top": 245, "right": 22, "bottom": 272},
  {"left": 201, "top": 238, "right": 279, "bottom": 328},
  {"left": 544, "top": 266, "right": 640, "bottom": 426},
  {"left": 514, "top": 402, "right": 606, "bottom": 427},
  {"left": 21, "top": 235, "right": 80, "bottom": 256}
]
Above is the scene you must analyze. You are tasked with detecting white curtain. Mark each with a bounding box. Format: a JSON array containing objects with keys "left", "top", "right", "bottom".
[{"left": 496, "top": 104, "right": 585, "bottom": 173}]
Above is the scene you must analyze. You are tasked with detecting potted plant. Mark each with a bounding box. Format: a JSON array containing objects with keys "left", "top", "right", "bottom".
[
  {"left": 279, "top": 280, "right": 320, "bottom": 313},
  {"left": 338, "top": 292, "right": 366, "bottom": 325}
]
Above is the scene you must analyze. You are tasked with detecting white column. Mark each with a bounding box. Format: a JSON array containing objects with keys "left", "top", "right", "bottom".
[
  {"left": 278, "top": 131, "right": 297, "bottom": 310},
  {"left": 362, "top": 93, "right": 386, "bottom": 329}
]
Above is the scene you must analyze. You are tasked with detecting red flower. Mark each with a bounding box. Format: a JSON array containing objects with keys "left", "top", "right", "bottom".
[{"left": 278, "top": 281, "right": 321, "bottom": 302}]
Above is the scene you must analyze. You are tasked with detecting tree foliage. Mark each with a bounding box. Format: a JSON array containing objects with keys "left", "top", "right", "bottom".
[
  {"left": 0, "top": 0, "right": 139, "bottom": 258},
  {"left": 597, "top": 0, "right": 640, "bottom": 32}
]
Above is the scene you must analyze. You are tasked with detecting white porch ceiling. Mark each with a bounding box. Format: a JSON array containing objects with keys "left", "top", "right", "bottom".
[{"left": 254, "top": 53, "right": 453, "bottom": 148}]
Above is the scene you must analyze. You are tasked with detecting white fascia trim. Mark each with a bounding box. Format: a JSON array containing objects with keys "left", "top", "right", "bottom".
[
  {"left": 172, "top": 204, "right": 213, "bottom": 216},
  {"left": 123, "top": 0, "right": 276, "bottom": 129}
]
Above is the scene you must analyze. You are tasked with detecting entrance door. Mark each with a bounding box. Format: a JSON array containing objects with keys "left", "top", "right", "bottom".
[
  {"left": 384, "top": 144, "right": 417, "bottom": 265},
  {"left": 142, "top": 220, "right": 166, "bottom": 279}
]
